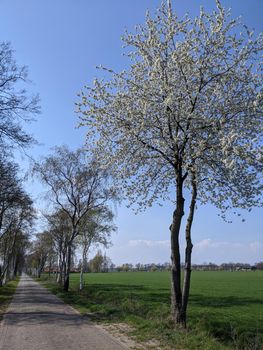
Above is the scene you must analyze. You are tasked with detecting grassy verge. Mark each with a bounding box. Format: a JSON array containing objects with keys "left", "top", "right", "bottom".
[
  {"left": 0, "top": 278, "right": 20, "bottom": 321},
  {"left": 38, "top": 271, "right": 263, "bottom": 350}
]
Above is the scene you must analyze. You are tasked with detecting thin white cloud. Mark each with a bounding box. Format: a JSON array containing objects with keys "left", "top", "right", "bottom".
[
  {"left": 249, "top": 241, "right": 262, "bottom": 251},
  {"left": 128, "top": 239, "right": 169, "bottom": 247},
  {"left": 195, "top": 239, "right": 244, "bottom": 249},
  {"left": 194, "top": 239, "right": 262, "bottom": 250},
  {"left": 193, "top": 239, "right": 263, "bottom": 264},
  {"left": 107, "top": 238, "right": 263, "bottom": 265}
]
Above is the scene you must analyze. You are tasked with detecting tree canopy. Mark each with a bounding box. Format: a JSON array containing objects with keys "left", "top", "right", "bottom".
[
  {"left": 0, "top": 42, "right": 40, "bottom": 151},
  {"left": 77, "top": 0, "right": 262, "bottom": 326},
  {"left": 33, "top": 146, "right": 117, "bottom": 291}
]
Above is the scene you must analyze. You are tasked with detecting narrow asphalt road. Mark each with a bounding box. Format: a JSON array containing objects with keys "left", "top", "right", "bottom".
[{"left": 0, "top": 274, "right": 129, "bottom": 350}]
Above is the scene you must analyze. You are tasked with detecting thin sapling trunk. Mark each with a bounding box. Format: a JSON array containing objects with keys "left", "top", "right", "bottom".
[
  {"left": 64, "top": 244, "right": 72, "bottom": 292},
  {"left": 181, "top": 174, "right": 197, "bottom": 325}
]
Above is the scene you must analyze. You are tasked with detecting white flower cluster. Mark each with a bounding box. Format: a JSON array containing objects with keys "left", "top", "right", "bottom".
[{"left": 77, "top": 0, "right": 262, "bottom": 215}]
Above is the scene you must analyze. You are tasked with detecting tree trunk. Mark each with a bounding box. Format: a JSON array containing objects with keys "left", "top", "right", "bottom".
[
  {"left": 62, "top": 252, "right": 66, "bottom": 284},
  {"left": 14, "top": 257, "right": 18, "bottom": 277},
  {"left": 56, "top": 252, "right": 59, "bottom": 282},
  {"left": 1, "top": 248, "right": 10, "bottom": 285},
  {"left": 170, "top": 176, "right": 185, "bottom": 326},
  {"left": 57, "top": 250, "right": 64, "bottom": 284},
  {"left": 2, "top": 263, "right": 8, "bottom": 285},
  {"left": 79, "top": 244, "right": 88, "bottom": 291},
  {"left": 64, "top": 244, "right": 72, "bottom": 292},
  {"left": 80, "top": 266, "right": 84, "bottom": 291},
  {"left": 181, "top": 174, "right": 197, "bottom": 324},
  {"left": 9, "top": 256, "right": 15, "bottom": 280}
]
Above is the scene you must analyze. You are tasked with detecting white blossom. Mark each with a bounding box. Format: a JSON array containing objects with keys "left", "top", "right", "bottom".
[{"left": 77, "top": 1, "right": 262, "bottom": 213}]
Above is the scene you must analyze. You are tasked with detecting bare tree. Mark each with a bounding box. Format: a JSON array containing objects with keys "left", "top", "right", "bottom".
[
  {"left": 0, "top": 42, "right": 40, "bottom": 151},
  {"left": 77, "top": 206, "right": 116, "bottom": 290},
  {"left": 0, "top": 191, "right": 33, "bottom": 285},
  {"left": 0, "top": 154, "right": 34, "bottom": 285},
  {"left": 44, "top": 209, "right": 72, "bottom": 285},
  {"left": 33, "top": 146, "right": 117, "bottom": 291},
  {"left": 27, "top": 231, "right": 55, "bottom": 278}
]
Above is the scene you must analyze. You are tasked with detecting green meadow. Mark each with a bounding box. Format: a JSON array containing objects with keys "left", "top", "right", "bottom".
[{"left": 40, "top": 271, "right": 263, "bottom": 350}]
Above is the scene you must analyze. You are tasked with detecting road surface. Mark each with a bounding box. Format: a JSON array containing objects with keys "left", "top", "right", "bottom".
[{"left": 0, "top": 274, "right": 129, "bottom": 350}]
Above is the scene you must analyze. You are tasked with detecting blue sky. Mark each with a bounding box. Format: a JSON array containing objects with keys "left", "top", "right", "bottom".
[{"left": 0, "top": 0, "right": 262, "bottom": 265}]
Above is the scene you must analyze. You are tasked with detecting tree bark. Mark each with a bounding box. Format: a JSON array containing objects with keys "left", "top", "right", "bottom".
[
  {"left": 79, "top": 266, "right": 84, "bottom": 291},
  {"left": 64, "top": 243, "right": 72, "bottom": 292},
  {"left": 170, "top": 175, "right": 185, "bottom": 326},
  {"left": 56, "top": 253, "right": 62, "bottom": 284},
  {"left": 181, "top": 174, "right": 197, "bottom": 325},
  {"left": 57, "top": 249, "right": 65, "bottom": 285},
  {"left": 79, "top": 252, "right": 85, "bottom": 291},
  {"left": 80, "top": 243, "right": 88, "bottom": 290},
  {"left": 14, "top": 257, "right": 18, "bottom": 277},
  {"left": 48, "top": 259, "right": 51, "bottom": 277}
]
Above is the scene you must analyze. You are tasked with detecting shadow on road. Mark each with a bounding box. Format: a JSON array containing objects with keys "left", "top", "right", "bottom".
[{"left": 3, "top": 310, "right": 85, "bottom": 327}]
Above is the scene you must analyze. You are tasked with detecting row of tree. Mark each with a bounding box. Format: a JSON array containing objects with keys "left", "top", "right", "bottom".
[
  {"left": 110, "top": 262, "right": 262, "bottom": 272},
  {"left": 0, "top": 156, "right": 34, "bottom": 285},
  {"left": 51, "top": 260, "right": 263, "bottom": 273},
  {"left": 0, "top": 41, "right": 39, "bottom": 286},
  {"left": 25, "top": 146, "right": 117, "bottom": 291},
  {"left": 0, "top": 42, "right": 117, "bottom": 293},
  {"left": 26, "top": 207, "right": 115, "bottom": 290}
]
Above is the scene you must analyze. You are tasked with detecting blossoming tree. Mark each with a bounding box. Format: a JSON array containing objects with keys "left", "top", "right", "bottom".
[{"left": 77, "top": 1, "right": 262, "bottom": 326}]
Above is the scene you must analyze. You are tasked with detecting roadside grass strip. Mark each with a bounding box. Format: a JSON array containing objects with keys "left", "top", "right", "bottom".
[{"left": 0, "top": 278, "right": 20, "bottom": 321}]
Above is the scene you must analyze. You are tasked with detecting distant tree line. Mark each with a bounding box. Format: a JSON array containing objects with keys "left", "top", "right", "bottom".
[
  {"left": 37, "top": 259, "right": 263, "bottom": 275},
  {"left": 111, "top": 262, "right": 262, "bottom": 272}
]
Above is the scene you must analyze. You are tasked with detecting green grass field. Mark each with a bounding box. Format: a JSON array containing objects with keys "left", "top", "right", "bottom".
[{"left": 40, "top": 271, "right": 263, "bottom": 350}]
